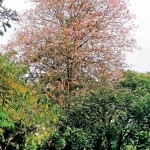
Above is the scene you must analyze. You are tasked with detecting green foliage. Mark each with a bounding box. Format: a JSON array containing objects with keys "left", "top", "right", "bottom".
[
  {"left": 0, "top": 54, "right": 62, "bottom": 150},
  {"left": 48, "top": 71, "right": 150, "bottom": 150},
  {"left": 0, "top": 109, "right": 14, "bottom": 128},
  {"left": 0, "top": 52, "right": 149, "bottom": 150}
]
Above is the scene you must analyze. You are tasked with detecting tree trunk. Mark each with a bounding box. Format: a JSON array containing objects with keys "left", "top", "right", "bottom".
[
  {"left": 106, "top": 131, "right": 112, "bottom": 150},
  {"left": 94, "top": 136, "right": 103, "bottom": 150},
  {"left": 117, "top": 131, "right": 123, "bottom": 150}
]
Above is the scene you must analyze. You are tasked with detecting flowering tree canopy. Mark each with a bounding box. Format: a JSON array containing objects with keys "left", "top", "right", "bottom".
[{"left": 4, "top": 0, "right": 136, "bottom": 104}]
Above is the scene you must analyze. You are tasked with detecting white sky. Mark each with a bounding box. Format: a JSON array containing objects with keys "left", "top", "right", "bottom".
[
  {"left": 2, "top": 0, "right": 31, "bottom": 11},
  {"left": 126, "top": 0, "right": 150, "bottom": 72},
  {"left": 0, "top": 0, "right": 150, "bottom": 72}
]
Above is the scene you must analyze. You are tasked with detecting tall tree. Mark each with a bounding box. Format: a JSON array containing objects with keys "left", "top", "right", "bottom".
[{"left": 4, "top": 0, "right": 136, "bottom": 105}]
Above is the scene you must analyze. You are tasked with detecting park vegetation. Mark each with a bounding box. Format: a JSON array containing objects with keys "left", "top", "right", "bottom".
[{"left": 0, "top": 0, "right": 149, "bottom": 149}]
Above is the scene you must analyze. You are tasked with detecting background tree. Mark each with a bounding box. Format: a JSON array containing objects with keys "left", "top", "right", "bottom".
[
  {"left": 48, "top": 71, "right": 150, "bottom": 150},
  {"left": 4, "top": 0, "right": 136, "bottom": 105},
  {"left": 0, "top": 0, "right": 17, "bottom": 36}
]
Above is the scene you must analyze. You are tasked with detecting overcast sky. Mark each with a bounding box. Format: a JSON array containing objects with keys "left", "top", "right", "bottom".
[
  {"left": 127, "top": 0, "right": 150, "bottom": 72},
  {"left": 1, "top": 0, "right": 150, "bottom": 72}
]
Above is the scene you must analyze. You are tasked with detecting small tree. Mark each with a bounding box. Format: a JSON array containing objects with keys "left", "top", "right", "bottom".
[{"left": 0, "top": 54, "right": 62, "bottom": 150}]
